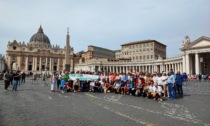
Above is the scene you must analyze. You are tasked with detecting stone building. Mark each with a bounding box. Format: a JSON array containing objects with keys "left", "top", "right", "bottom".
[
  {"left": 0, "top": 54, "right": 5, "bottom": 72},
  {"left": 121, "top": 40, "right": 166, "bottom": 61},
  {"left": 80, "top": 45, "right": 116, "bottom": 63},
  {"left": 6, "top": 26, "right": 75, "bottom": 72},
  {"left": 181, "top": 36, "right": 210, "bottom": 74},
  {"left": 75, "top": 36, "right": 210, "bottom": 74}
]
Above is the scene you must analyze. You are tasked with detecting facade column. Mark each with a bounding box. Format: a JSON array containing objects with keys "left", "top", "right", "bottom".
[
  {"left": 189, "top": 55, "right": 193, "bottom": 74},
  {"left": 152, "top": 66, "right": 154, "bottom": 73},
  {"left": 171, "top": 64, "right": 174, "bottom": 71},
  {"left": 50, "top": 58, "right": 52, "bottom": 71},
  {"left": 123, "top": 66, "right": 125, "bottom": 73},
  {"left": 32, "top": 57, "right": 35, "bottom": 71},
  {"left": 126, "top": 66, "right": 128, "bottom": 73},
  {"left": 34, "top": 57, "right": 37, "bottom": 71},
  {"left": 57, "top": 58, "right": 60, "bottom": 71},
  {"left": 159, "top": 65, "right": 162, "bottom": 73},
  {"left": 39, "top": 57, "right": 42, "bottom": 71},
  {"left": 17, "top": 56, "right": 21, "bottom": 70},
  {"left": 195, "top": 53, "right": 200, "bottom": 74},
  {"left": 154, "top": 65, "right": 156, "bottom": 72},
  {"left": 182, "top": 55, "right": 186, "bottom": 73},
  {"left": 174, "top": 63, "right": 177, "bottom": 72},
  {"left": 25, "top": 56, "right": 28, "bottom": 71},
  {"left": 144, "top": 65, "right": 147, "bottom": 72},
  {"left": 186, "top": 54, "right": 190, "bottom": 74},
  {"left": 177, "top": 63, "right": 180, "bottom": 72},
  {"left": 45, "top": 57, "right": 47, "bottom": 69}
]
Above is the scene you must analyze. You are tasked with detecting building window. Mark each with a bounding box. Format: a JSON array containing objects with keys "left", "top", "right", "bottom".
[
  {"left": 22, "top": 48, "right": 25, "bottom": 51},
  {"left": 147, "top": 55, "right": 149, "bottom": 59},
  {"left": 151, "top": 55, "right": 153, "bottom": 59},
  {"left": 13, "top": 46, "right": 16, "bottom": 50}
]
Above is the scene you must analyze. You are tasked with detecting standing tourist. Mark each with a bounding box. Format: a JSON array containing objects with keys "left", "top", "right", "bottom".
[
  {"left": 57, "top": 71, "right": 62, "bottom": 91},
  {"left": 162, "top": 72, "right": 169, "bottom": 98},
  {"left": 50, "top": 71, "right": 58, "bottom": 92},
  {"left": 3, "top": 70, "right": 10, "bottom": 91},
  {"left": 167, "top": 71, "right": 176, "bottom": 99},
  {"left": 182, "top": 73, "right": 187, "bottom": 85},
  {"left": 12, "top": 71, "right": 20, "bottom": 91},
  {"left": 21, "top": 72, "right": 26, "bottom": 83},
  {"left": 176, "top": 71, "right": 183, "bottom": 97}
]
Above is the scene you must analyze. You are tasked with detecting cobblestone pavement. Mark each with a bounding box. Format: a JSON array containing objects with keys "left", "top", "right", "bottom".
[{"left": 0, "top": 78, "right": 210, "bottom": 126}]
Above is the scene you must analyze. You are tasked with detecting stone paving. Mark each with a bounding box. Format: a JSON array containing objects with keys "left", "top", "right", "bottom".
[{"left": 0, "top": 78, "right": 210, "bottom": 126}]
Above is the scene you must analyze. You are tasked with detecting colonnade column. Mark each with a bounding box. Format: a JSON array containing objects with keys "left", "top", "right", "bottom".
[
  {"left": 182, "top": 55, "right": 186, "bottom": 73},
  {"left": 195, "top": 53, "right": 200, "bottom": 74},
  {"left": 174, "top": 63, "right": 177, "bottom": 72},
  {"left": 186, "top": 54, "right": 190, "bottom": 74}
]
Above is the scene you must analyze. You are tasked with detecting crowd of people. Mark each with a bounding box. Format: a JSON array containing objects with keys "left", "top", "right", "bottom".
[
  {"left": 2, "top": 69, "right": 210, "bottom": 101},
  {"left": 49, "top": 70, "right": 210, "bottom": 101}
]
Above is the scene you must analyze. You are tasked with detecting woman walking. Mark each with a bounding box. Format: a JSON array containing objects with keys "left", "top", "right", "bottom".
[{"left": 50, "top": 71, "right": 58, "bottom": 92}]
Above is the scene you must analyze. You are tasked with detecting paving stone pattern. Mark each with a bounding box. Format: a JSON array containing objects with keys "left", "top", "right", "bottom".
[{"left": 0, "top": 78, "right": 210, "bottom": 126}]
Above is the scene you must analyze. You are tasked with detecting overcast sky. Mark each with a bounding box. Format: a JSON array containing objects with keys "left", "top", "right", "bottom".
[{"left": 0, "top": 0, "right": 210, "bottom": 57}]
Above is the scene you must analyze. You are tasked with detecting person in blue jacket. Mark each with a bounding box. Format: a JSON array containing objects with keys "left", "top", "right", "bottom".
[{"left": 176, "top": 71, "right": 183, "bottom": 97}]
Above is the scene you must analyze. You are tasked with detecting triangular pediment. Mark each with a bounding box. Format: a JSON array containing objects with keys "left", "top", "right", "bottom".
[
  {"left": 181, "top": 36, "right": 210, "bottom": 50},
  {"left": 191, "top": 39, "right": 210, "bottom": 48}
]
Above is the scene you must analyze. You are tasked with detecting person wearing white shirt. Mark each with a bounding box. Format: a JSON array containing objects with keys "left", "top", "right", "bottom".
[
  {"left": 113, "top": 80, "right": 121, "bottom": 94},
  {"left": 89, "top": 80, "right": 95, "bottom": 92},
  {"left": 153, "top": 83, "right": 163, "bottom": 101},
  {"left": 147, "top": 80, "right": 155, "bottom": 98}
]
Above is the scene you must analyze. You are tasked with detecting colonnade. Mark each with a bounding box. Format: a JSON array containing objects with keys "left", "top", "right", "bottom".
[{"left": 99, "top": 62, "right": 183, "bottom": 74}]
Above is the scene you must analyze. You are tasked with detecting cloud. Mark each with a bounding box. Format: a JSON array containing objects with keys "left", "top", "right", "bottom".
[{"left": 0, "top": 0, "right": 210, "bottom": 57}]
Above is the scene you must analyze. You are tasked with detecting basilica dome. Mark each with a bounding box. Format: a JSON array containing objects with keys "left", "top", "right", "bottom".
[{"left": 29, "top": 26, "right": 50, "bottom": 44}]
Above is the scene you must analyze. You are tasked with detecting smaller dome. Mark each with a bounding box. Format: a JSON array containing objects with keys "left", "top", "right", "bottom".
[{"left": 29, "top": 26, "right": 50, "bottom": 44}]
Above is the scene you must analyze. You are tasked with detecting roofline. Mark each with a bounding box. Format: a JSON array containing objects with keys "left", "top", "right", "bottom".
[
  {"left": 88, "top": 45, "right": 115, "bottom": 52},
  {"left": 121, "top": 40, "right": 166, "bottom": 47}
]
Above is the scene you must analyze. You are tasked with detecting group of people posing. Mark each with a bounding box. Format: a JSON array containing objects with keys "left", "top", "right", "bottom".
[{"left": 50, "top": 70, "right": 187, "bottom": 101}]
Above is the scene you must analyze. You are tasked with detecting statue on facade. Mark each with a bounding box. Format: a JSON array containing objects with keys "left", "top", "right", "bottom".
[{"left": 182, "top": 36, "right": 190, "bottom": 47}]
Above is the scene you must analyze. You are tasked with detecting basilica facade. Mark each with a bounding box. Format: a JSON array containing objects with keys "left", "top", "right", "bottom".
[{"left": 6, "top": 26, "right": 75, "bottom": 73}]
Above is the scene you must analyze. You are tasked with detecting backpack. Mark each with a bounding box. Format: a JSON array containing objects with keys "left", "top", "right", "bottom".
[{"left": 4, "top": 72, "right": 10, "bottom": 80}]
